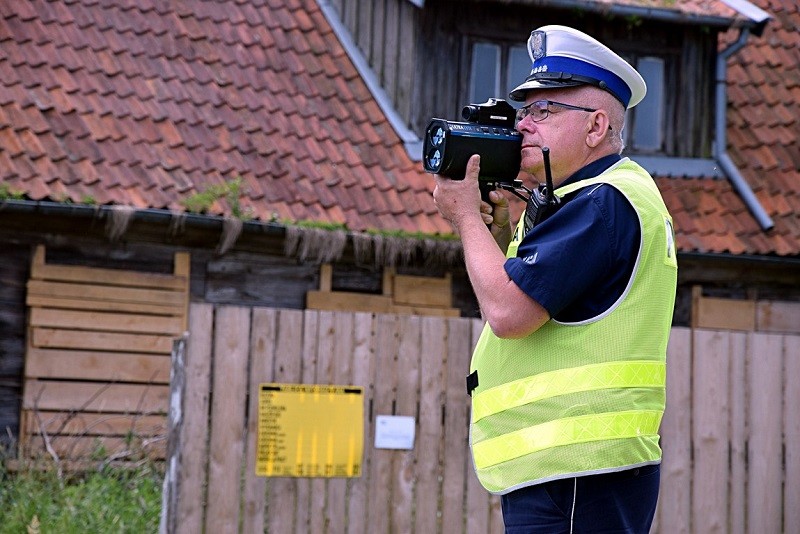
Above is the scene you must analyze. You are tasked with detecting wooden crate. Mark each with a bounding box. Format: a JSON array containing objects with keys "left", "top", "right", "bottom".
[
  {"left": 306, "top": 264, "right": 460, "bottom": 317},
  {"left": 691, "top": 286, "right": 800, "bottom": 334},
  {"left": 19, "top": 245, "right": 189, "bottom": 461}
]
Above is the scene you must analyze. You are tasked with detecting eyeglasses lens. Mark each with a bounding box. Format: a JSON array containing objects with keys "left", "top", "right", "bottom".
[{"left": 515, "top": 102, "right": 548, "bottom": 124}]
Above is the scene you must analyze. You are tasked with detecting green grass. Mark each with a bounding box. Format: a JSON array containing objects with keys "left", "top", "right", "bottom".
[{"left": 0, "top": 461, "right": 163, "bottom": 533}]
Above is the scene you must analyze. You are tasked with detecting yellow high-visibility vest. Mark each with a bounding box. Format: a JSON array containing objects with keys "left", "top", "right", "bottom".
[{"left": 470, "top": 159, "right": 677, "bottom": 494}]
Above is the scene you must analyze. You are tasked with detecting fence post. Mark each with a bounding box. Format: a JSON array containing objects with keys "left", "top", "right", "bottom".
[{"left": 160, "top": 334, "right": 188, "bottom": 534}]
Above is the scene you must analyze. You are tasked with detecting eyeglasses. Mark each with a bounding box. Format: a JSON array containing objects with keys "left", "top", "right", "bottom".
[{"left": 515, "top": 100, "right": 597, "bottom": 125}]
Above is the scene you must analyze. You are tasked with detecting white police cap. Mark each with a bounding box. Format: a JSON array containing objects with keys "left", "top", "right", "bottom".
[{"left": 509, "top": 25, "right": 646, "bottom": 109}]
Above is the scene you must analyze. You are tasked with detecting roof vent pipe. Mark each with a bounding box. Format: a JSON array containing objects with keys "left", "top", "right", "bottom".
[{"left": 715, "top": 28, "right": 774, "bottom": 231}]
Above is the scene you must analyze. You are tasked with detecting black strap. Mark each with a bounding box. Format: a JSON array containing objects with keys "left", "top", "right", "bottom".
[{"left": 466, "top": 371, "right": 479, "bottom": 396}]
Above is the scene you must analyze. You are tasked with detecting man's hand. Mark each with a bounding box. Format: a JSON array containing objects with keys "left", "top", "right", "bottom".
[
  {"left": 433, "top": 154, "right": 483, "bottom": 232},
  {"left": 482, "top": 189, "right": 509, "bottom": 227}
]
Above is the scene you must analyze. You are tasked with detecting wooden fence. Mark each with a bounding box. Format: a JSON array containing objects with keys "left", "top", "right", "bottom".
[{"left": 164, "top": 304, "right": 799, "bottom": 533}]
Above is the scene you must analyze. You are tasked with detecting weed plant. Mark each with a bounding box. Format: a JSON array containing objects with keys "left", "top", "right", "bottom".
[{"left": 0, "top": 460, "right": 163, "bottom": 533}]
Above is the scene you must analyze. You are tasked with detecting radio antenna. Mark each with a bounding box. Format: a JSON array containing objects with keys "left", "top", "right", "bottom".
[{"left": 541, "top": 147, "right": 554, "bottom": 204}]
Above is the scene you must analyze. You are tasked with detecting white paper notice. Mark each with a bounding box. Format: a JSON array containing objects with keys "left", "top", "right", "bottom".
[{"left": 374, "top": 415, "right": 416, "bottom": 450}]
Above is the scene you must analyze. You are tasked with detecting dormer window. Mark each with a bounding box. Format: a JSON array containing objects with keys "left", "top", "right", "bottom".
[
  {"left": 627, "top": 56, "right": 666, "bottom": 153},
  {"left": 468, "top": 41, "right": 670, "bottom": 156},
  {"left": 468, "top": 42, "right": 529, "bottom": 107}
]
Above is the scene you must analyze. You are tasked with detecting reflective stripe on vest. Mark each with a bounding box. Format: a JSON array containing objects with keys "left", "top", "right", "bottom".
[
  {"left": 472, "top": 410, "right": 663, "bottom": 469},
  {"left": 472, "top": 361, "right": 665, "bottom": 423}
]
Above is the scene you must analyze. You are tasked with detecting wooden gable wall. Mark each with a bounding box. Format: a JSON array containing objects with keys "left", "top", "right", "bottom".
[{"left": 331, "top": 0, "right": 717, "bottom": 157}]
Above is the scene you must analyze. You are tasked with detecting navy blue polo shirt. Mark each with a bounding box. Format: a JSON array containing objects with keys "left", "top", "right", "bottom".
[{"left": 505, "top": 154, "right": 641, "bottom": 322}]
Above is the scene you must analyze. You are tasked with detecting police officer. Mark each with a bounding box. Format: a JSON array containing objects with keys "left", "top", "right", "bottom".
[{"left": 433, "top": 25, "right": 678, "bottom": 533}]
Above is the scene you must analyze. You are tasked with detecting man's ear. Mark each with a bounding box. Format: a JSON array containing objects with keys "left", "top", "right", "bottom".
[{"left": 586, "top": 110, "right": 611, "bottom": 148}]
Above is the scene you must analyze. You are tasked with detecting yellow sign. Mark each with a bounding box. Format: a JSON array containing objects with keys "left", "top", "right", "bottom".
[{"left": 256, "top": 383, "right": 364, "bottom": 478}]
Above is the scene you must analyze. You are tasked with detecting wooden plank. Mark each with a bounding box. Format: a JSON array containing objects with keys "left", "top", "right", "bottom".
[
  {"left": 395, "top": 0, "right": 416, "bottom": 119},
  {"left": 242, "top": 308, "right": 277, "bottom": 534},
  {"left": 746, "top": 333, "right": 783, "bottom": 534},
  {"left": 391, "top": 314, "right": 421, "bottom": 534},
  {"left": 27, "top": 280, "right": 187, "bottom": 307},
  {"left": 25, "top": 348, "right": 170, "bottom": 383},
  {"left": 173, "top": 252, "right": 190, "bottom": 331},
  {"left": 176, "top": 303, "right": 214, "bottom": 534},
  {"left": 306, "top": 290, "right": 394, "bottom": 313},
  {"left": 173, "top": 252, "right": 190, "bottom": 277},
  {"left": 691, "top": 329, "right": 729, "bottom": 534},
  {"left": 31, "top": 262, "right": 188, "bottom": 290},
  {"left": 31, "top": 327, "right": 176, "bottom": 354},
  {"left": 291, "top": 309, "right": 319, "bottom": 534},
  {"left": 25, "top": 434, "right": 166, "bottom": 460},
  {"left": 757, "top": 301, "right": 800, "bottom": 333},
  {"left": 342, "top": 0, "right": 358, "bottom": 41},
  {"left": 205, "top": 306, "right": 251, "bottom": 534},
  {"left": 355, "top": 0, "right": 372, "bottom": 61},
  {"left": 16, "top": 412, "right": 30, "bottom": 457},
  {"left": 489, "top": 494, "right": 504, "bottom": 534},
  {"left": 26, "top": 294, "right": 185, "bottom": 316},
  {"left": 415, "top": 316, "right": 446, "bottom": 534},
  {"left": 370, "top": 0, "right": 386, "bottom": 78},
  {"left": 382, "top": 268, "right": 394, "bottom": 296},
  {"left": 266, "top": 309, "right": 305, "bottom": 534},
  {"left": 318, "top": 263, "right": 333, "bottom": 292},
  {"left": 160, "top": 336, "right": 184, "bottom": 534},
  {"left": 657, "top": 327, "right": 692, "bottom": 534},
  {"left": 22, "top": 380, "right": 169, "bottom": 414},
  {"left": 346, "top": 312, "right": 376, "bottom": 534},
  {"left": 392, "top": 273, "right": 452, "bottom": 308},
  {"left": 441, "top": 317, "right": 471, "bottom": 534},
  {"left": 327, "top": 311, "right": 355, "bottom": 533},
  {"left": 727, "top": 332, "right": 748, "bottom": 534},
  {"left": 390, "top": 303, "right": 461, "bottom": 318},
  {"left": 366, "top": 313, "right": 400, "bottom": 534},
  {"left": 31, "top": 245, "right": 187, "bottom": 290},
  {"left": 308, "top": 311, "right": 327, "bottom": 534},
  {"left": 784, "top": 335, "right": 800, "bottom": 530},
  {"left": 692, "top": 287, "right": 755, "bottom": 331},
  {"left": 29, "top": 308, "right": 185, "bottom": 336},
  {"left": 23, "top": 410, "right": 165, "bottom": 437},
  {"left": 383, "top": 0, "right": 399, "bottom": 101}
]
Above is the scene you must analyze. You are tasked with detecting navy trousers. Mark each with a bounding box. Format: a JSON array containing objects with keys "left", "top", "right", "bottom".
[{"left": 500, "top": 464, "right": 660, "bottom": 534}]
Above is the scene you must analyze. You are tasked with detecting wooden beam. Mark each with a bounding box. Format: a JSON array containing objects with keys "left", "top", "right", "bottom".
[
  {"left": 692, "top": 285, "right": 755, "bottom": 331},
  {"left": 31, "top": 245, "right": 187, "bottom": 290},
  {"left": 29, "top": 308, "right": 185, "bottom": 336},
  {"left": 393, "top": 273, "right": 452, "bottom": 308},
  {"left": 24, "top": 410, "right": 165, "bottom": 437},
  {"left": 27, "top": 280, "right": 187, "bottom": 307},
  {"left": 757, "top": 301, "right": 800, "bottom": 334},
  {"left": 22, "top": 380, "right": 169, "bottom": 413},
  {"left": 31, "top": 327, "right": 176, "bottom": 353},
  {"left": 25, "top": 348, "right": 170, "bottom": 383}
]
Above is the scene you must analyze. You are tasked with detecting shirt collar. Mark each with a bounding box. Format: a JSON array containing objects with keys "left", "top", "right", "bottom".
[{"left": 559, "top": 153, "right": 622, "bottom": 189}]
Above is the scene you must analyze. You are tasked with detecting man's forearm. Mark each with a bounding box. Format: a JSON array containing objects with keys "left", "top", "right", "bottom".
[{"left": 458, "top": 215, "right": 549, "bottom": 339}]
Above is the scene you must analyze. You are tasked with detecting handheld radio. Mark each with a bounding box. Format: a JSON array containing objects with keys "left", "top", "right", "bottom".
[{"left": 521, "top": 147, "right": 561, "bottom": 233}]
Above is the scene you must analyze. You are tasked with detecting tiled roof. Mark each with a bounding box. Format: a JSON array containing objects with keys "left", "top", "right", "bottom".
[
  {"left": 547, "top": 0, "right": 748, "bottom": 24},
  {"left": 713, "top": 0, "right": 800, "bottom": 256},
  {"left": 0, "top": 0, "right": 450, "bottom": 235},
  {"left": 661, "top": 0, "right": 800, "bottom": 257},
  {"left": 0, "top": 0, "right": 797, "bottom": 257}
]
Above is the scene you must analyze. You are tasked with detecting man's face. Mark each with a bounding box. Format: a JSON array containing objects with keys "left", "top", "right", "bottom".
[{"left": 515, "top": 88, "right": 595, "bottom": 185}]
